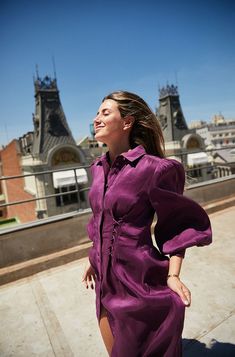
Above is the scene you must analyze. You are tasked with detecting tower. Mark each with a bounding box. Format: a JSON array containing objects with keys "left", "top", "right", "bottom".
[
  {"left": 156, "top": 84, "right": 212, "bottom": 183},
  {"left": 32, "top": 74, "right": 76, "bottom": 161},
  {"left": 157, "top": 84, "right": 188, "bottom": 142},
  {"left": 18, "top": 73, "right": 89, "bottom": 219}
]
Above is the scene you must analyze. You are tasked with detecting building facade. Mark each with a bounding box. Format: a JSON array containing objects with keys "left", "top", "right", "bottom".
[
  {"left": 0, "top": 140, "right": 36, "bottom": 224},
  {"left": 0, "top": 74, "right": 90, "bottom": 227},
  {"left": 194, "top": 116, "right": 235, "bottom": 179},
  {"left": 156, "top": 84, "right": 214, "bottom": 183}
]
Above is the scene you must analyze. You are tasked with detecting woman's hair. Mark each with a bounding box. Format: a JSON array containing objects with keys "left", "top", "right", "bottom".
[{"left": 102, "top": 90, "right": 165, "bottom": 158}]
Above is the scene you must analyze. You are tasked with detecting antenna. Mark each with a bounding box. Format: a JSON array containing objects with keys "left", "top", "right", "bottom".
[
  {"left": 4, "top": 122, "right": 9, "bottom": 144},
  {"left": 157, "top": 82, "right": 161, "bottom": 95},
  {"left": 35, "top": 64, "right": 39, "bottom": 79},
  {"left": 174, "top": 70, "right": 179, "bottom": 88},
  {"left": 52, "top": 55, "right": 57, "bottom": 81}
]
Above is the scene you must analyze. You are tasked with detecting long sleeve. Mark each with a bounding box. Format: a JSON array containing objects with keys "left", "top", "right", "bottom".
[
  {"left": 148, "top": 159, "right": 212, "bottom": 257},
  {"left": 86, "top": 214, "right": 95, "bottom": 242}
]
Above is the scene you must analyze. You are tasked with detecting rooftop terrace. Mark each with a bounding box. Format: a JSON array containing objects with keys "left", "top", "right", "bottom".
[{"left": 0, "top": 207, "right": 234, "bottom": 356}]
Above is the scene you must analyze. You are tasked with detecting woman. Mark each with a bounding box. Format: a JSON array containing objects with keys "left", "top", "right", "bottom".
[{"left": 82, "top": 91, "right": 212, "bottom": 357}]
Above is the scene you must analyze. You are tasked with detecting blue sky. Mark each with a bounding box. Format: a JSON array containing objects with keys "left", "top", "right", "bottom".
[{"left": 0, "top": 0, "right": 235, "bottom": 145}]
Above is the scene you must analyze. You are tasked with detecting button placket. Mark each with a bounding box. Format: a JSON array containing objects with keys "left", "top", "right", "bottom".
[
  {"left": 104, "top": 157, "right": 125, "bottom": 257},
  {"left": 109, "top": 219, "right": 122, "bottom": 257},
  {"left": 110, "top": 225, "right": 117, "bottom": 256},
  {"left": 105, "top": 157, "right": 126, "bottom": 193}
]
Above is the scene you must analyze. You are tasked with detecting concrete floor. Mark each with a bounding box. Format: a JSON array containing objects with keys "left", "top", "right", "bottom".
[{"left": 0, "top": 207, "right": 235, "bottom": 357}]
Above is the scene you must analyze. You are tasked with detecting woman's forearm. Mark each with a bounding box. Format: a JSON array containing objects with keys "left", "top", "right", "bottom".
[{"left": 168, "top": 255, "right": 183, "bottom": 277}]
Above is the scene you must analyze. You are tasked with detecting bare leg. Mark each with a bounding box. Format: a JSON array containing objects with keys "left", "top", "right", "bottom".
[{"left": 99, "top": 305, "right": 114, "bottom": 356}]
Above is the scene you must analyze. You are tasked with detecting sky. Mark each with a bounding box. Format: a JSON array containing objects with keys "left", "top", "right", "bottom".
[{"left": 0, "top": 0, "right": 235, "bottom": 145}]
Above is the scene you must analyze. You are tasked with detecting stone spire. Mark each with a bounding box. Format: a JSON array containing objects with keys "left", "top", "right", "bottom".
[
  {"left": 32, "top": 74, "right": 76, "bottom": 161},
  {"left": 157, "top": 84, "right": 188, "bottom": 142}
]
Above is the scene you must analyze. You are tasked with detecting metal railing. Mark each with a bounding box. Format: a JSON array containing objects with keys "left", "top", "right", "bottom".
[
  {"left": 0, "top": 146, "right": 234, "bottom": 229},
  {"left": 168, "top": 144, "right": 235, "bottom": 160},
  {"left": 168, "top": 145, "right": 235, "bottom": 185},
  {"left": 0, "top": 165, "right": 90, "bottom": 210}
]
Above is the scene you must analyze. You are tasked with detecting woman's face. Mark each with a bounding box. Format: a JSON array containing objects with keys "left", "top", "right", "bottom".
[{"left": 93, "top": 99, "right": 126, "bottom": 144}]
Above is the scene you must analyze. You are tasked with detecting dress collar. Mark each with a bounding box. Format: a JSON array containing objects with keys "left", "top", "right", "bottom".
[{"left": 94, "top": 144, "right": 146, "bottom": 165}]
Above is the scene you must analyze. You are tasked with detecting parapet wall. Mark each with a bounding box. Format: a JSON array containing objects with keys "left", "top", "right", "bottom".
[
  {"left": 185, "top": 175, "right": 235, "bottom": 206},
  {"left": 0, "top": 212, "right": 91, "bottom": 268}
]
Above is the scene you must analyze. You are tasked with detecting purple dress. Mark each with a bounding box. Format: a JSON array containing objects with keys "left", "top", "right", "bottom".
[{"left": 87, "top": 144, "right": 212, "bottom": 357}]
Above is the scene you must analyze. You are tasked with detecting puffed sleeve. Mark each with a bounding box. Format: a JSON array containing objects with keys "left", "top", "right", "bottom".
[{"left": 148, "top": 158, "right": 212, "bottom": 257}]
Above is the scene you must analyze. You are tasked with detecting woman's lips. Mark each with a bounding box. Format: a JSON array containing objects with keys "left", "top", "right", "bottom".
[{"left": 95, "top": 126, "right": 105, "bottom": 132}]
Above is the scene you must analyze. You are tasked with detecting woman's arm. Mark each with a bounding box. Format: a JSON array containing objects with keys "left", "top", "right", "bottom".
[
  {"left": 167, "top": 255, "right": 191, "bottom": 307},
  {"left": 148, "top": 159, "right": 212, "bottom": 256}
]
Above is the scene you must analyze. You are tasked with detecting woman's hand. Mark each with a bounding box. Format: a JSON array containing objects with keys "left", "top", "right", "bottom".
[
  {"left": 82, "top": 260, "right": 97, "bottom": 290},
  {"left": 167, "top": 277, "right": 191, "bottom": 307}
]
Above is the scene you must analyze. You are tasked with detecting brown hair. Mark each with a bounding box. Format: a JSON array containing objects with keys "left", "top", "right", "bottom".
[{"left": 102, "top": 90, "right": 165, "bottom": 158}]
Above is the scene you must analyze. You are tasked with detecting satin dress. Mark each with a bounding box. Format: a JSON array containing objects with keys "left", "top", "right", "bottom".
[{"left": 87, "top": 144, "right": 212, "bottom": 357}]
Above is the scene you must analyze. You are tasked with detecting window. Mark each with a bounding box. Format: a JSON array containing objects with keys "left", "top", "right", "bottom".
[
  {"left": 55, "top": 185, "right": 85, "bottom": 207},
  {"left": 191, "top": 168, "right": 202, "bottom": 178}
]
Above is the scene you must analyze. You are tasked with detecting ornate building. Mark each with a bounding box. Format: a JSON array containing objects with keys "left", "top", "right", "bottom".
[
  {"left": 156, "top": 85, "right": 213, "bottom": 183},
  {"left": 18, "top": 74, "right": 89, "bottom": 219},
  {"left": 158, "top": 84, "right": 188, "bottom": 142}
]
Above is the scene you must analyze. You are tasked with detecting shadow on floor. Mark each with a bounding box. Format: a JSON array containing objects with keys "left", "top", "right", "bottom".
[{"left": 183, "top": 338, "right": 235, "bottom": 356}]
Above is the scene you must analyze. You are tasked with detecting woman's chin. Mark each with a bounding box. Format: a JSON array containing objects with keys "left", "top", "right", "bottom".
[{"left": 95, "top": 132, "right": 106, "bottom": 142}]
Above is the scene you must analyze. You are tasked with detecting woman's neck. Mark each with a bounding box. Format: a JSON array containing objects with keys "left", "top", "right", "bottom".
[{"left": 107, "top": 142, "right": 131, "bottom": 165}]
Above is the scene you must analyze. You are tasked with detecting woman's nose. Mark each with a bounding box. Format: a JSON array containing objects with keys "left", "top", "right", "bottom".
[{"left": 93, "top": 115, "right": 100, "bottom": 124}]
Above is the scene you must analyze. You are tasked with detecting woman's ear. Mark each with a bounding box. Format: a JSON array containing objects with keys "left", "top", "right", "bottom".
[{"left": 123, "top": 116, "right": 135, "bottom": 130}]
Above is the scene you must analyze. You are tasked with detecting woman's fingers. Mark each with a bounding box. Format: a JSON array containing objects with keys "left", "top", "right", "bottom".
[
  {"left": 88, "top": 274, "right": 94, "bottom": 289},
  {"left": 178, "top": 285, "right": 191, "bottom": 306},
  {"left": 82, "top": 269, "right": 96, "bottom": 289},
  {"left": 83, "top": 272, "right": 89, "bottom": 288},
  {"left": 168, "top": 278, "right": 191, "bottom": 307},
  {"left": 182, "top": 286, "right": 191, "bottom": 306},
  {"left": 83, "top": 274, "right": 90, "bottom": 289}
]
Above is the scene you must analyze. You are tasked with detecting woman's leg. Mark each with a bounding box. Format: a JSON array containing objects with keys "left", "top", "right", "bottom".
[{"left": 99, "top": 304, "right": 114, "bottom": 356}]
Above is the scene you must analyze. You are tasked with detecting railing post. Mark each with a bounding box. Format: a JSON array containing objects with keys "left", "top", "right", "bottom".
[{"left": 74, "top": 168, "right": 81, "bottom": 211}]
